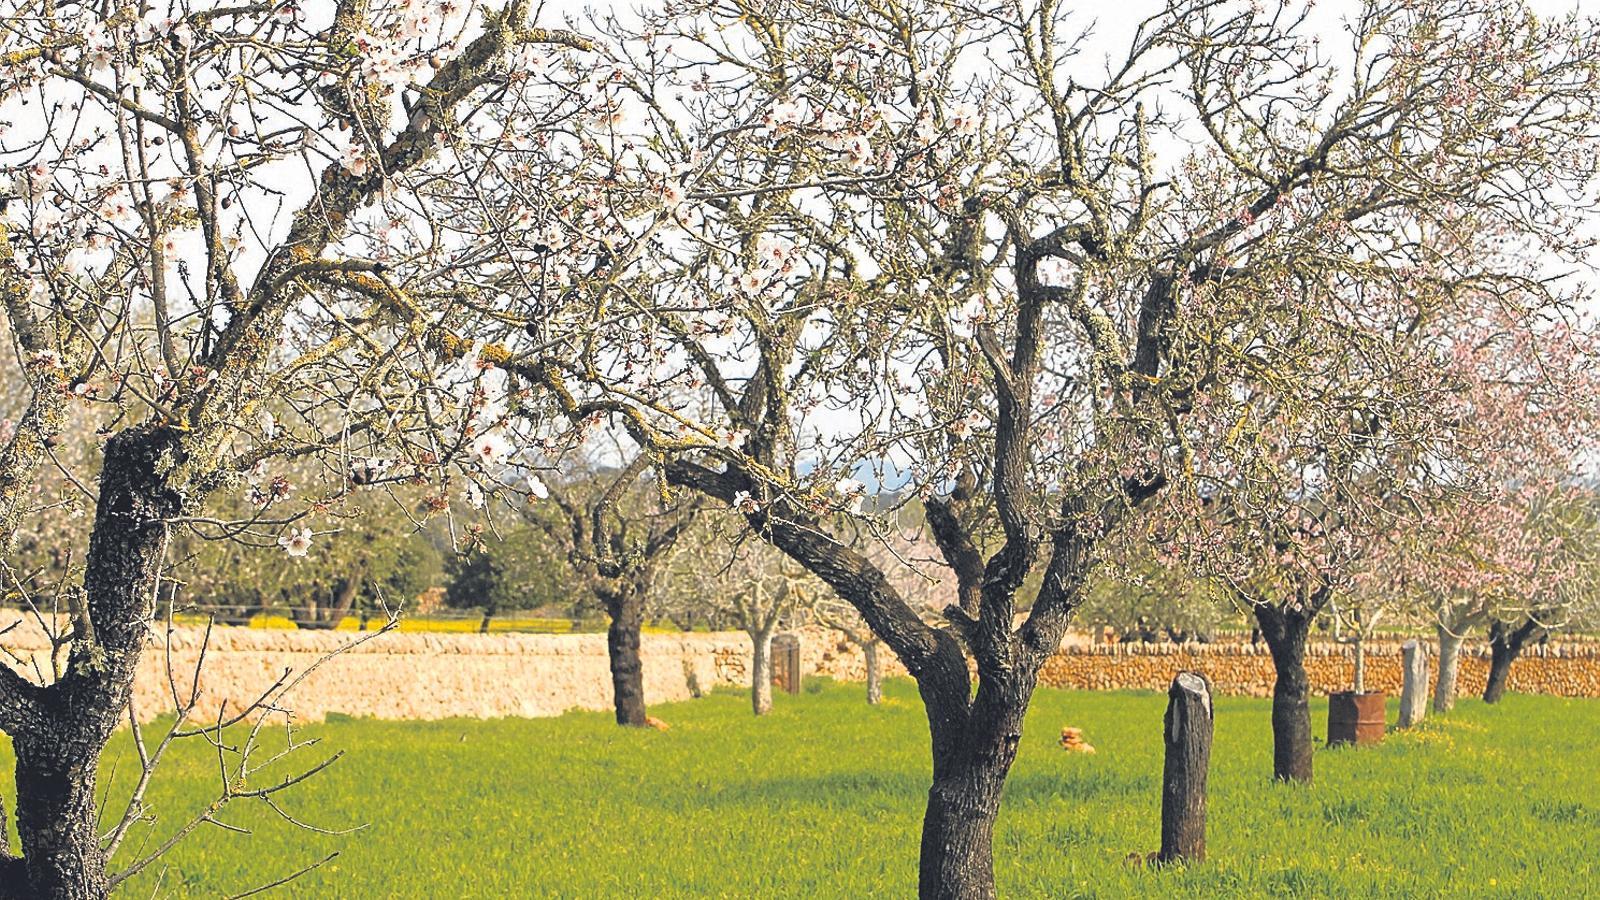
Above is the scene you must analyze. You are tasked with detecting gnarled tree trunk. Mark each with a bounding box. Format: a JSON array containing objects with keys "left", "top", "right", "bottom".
[
  {"left": 602, "top": 587, "right": 648, "bottom": 727},
  {"left": 1254, "top": 603, "right": 1315, "bottom": 784},
  {"left": 1433, "top": 624, "right": 1464, "bottom": 713},
  {"left": 917, "top": 670, "right": 1035, "bottom": 900},
  {"left": 1483, "top": 619, "right": 1541, "bottom": 704},
  {"left": 3, "top": 427, "right": 183, "bottom": 899},
  {"left": 10, "top": 704, "right": 113, "bottom": 899}
]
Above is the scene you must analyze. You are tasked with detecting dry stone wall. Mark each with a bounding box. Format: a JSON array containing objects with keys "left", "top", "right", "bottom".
[
  {"left": 1034, "top": 640, "right": 1600, "bottom": 698},
  {"left": 4, "top": 611, "right": 1596, "bottom": 725},
  {"left": 0, "top": 612, "right": 752, "bottom": 723}
]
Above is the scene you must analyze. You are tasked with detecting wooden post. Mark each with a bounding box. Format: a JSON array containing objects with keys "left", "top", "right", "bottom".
[
  {"left": 772, "top": 633, "right": 802, "bottom": 695},
  {"left": 1399, "top": 639, "right": 1428, "bottom": 728},
  {"left": 1159, "top": 671, "right": 1213, "bottom": 864}
]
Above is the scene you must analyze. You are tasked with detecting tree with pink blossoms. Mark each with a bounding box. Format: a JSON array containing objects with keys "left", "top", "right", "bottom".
[{"left": 1360, "top": 311, "right": 1600, "bottom": 710}]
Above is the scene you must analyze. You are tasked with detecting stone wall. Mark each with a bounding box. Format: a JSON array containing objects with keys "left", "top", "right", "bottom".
[
  {"left": 806, "top": 627, "right": 1600, "bottom": 698},
  {"left": 5, "top": 610, "right": 1597, "bottom": 726},
  {"left": 0, "top": 612, "right": 753, "bottom": 723},
  {"left": 1034, "top": 640, "right": 1600, "bottom": 698}
]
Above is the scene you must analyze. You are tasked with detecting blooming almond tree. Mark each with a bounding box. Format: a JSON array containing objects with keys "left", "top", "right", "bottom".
[
  {"left": 665, "top": 521, "right": 821, "bottom": 715},
  {"left": 458, "top": 0, "right": 1600, "bottom": 894},
  {"left": 1359, "top": 311, "right": 1600, "bottom": 711},
  {"left": 1153, "top": 281, "right": 1540, "bottom": 782},
  {"left": 0, "top": 2, "right": 592, "bottom": 895},
  {"left": 515, "top": 453, "right": 698, "bottom": 726}
]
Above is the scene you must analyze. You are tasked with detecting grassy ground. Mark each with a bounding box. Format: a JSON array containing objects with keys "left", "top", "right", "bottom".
[{"left": 2, "top": 681, "right": 1595, "bottom": 897}]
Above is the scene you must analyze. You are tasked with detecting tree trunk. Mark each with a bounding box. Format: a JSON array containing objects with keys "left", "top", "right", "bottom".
[
  {"left": 1255, "top": 604, "right": 1314, "bottom": 784},
  {"left": 1483, "top": 644, "right": 1514, "bottom": 704},
  {"left": 1483, "top": 622, "right": 1523, "bottom": 704},
  {"left": 1353, "top": 638, "right": 1366, "bottom": 694},
  {"left": 1484, "top": 618, "right": 1541, "bottom": 705},
  {"left": 917, "top": 676, "right": 1033, "bottom": 900},
  {"left": 750, "top": 629, "right": 774, "bottom": 716},
  {"left": 478, "top": 610, "right": 493, "bottom": 634},
  {"left": 864, "top": 640, "right": 882, "bottom": 706},
  {"left": 1433, "top": 625, "right": 1464, "bottom": 713},
  {"left": 10, "top": 722, "right": 108, "bottom": 899},
  {"left": 5, "top": 427, "right": 184, "bottom": 898},
  {"left": 604, "top": 590, "right": 648, "bottom": 727},
  {"left": 328, "top": 574, "right": 361, "bottom": 623}
]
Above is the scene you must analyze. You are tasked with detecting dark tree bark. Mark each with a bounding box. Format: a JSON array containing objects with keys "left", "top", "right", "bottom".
[
  {"left": 1483, "top": 618, "right": 1542, "bottom": 704},
  {"left": 329, "top": 574, "right": 361, "bottom": 621},
  {"left": 2, "top": 427, "right": 184, "bottom": 899},
  {"left": 1159, "top": 672, "right": 1213, "bottom": 864},
  {"left": 1253, "top": 600, "right": 1317, "bottom": 784},
  {"left": 917, "top": 672, "right": 1035, "bottom": 900},
  {"left": 603, "top": 587, "right": 649, "bottom": 727}
]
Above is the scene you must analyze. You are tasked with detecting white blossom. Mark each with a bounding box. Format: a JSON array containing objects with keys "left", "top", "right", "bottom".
[
  {"left": 341, "top": 143, "right": 372, "bottom": 177},
  {"left": 949, "top": 103, "right": 981, "bottom": 136},
  {"left": 278, "top": 527, "right": 314, "bottom": 558},
  {"left": 835, "top": 476, "right": 867, "bottom": 513},
  {"left": 471, "top": 430, "right": 512, "bottom": 464}
]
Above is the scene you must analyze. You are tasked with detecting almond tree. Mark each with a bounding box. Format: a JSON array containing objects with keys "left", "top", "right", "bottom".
[
  {"left": 473, "top": 0, "right": 1600, "bottom": 895},
  {"left": 1361, "top": 314, "right": 1600, "bottom": 710},
  {"left": 0, "top": 2, "right": 591, "bottom": 895},
  {"left": 1155, "top": 281, "right": 1493, "bottom": 782},
  {"left": 515, "top": 455, "right": 697, "bottom": 726},
  {"left": 1478, "top": 498, "right": 1600, "bottom": 702},
  {"left": 664, "top": 522, "right": 819, "bottom": 714}
]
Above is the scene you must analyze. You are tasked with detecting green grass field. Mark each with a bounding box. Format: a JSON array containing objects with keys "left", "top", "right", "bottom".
[{"left": 3, "top": 680, "right": 1595, "bottom": 897}]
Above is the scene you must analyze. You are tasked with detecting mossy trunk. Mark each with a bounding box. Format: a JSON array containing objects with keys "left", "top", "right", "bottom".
[
  {"left": 1255, "top": 603, "right": 1314, "bottom": 784},
  {"left": 603, "top": 589, "right": 648, "bottom": 727},
  {"left": 864, "top": 640, "right": 882, "bottom": 705},
  {"left": 751, "top": 629, "right": 774, "bottom": 716},
  {"left": 4, "top": 427, "right": 184, "bottom": 898}
]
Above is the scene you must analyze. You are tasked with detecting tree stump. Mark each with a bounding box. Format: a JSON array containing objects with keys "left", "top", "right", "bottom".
[
  {"left": 1159, "top": 671, "right": 1212, "bottom": 864},
  {"left": 1399, "top": 639, "right": 1428, "bottom": 728}
]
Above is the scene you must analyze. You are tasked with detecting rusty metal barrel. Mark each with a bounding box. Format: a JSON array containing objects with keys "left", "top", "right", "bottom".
[{"left": 1327, "top": 691, "right": 1386, "bottom": 746}]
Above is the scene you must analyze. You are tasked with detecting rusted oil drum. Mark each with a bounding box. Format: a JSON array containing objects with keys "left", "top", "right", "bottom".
[{"left": 1327, "top": 691, "right": 1386, "bottom": 746}]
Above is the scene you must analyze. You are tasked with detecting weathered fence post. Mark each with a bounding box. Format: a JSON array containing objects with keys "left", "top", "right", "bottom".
[
  {"left": 772, "top": 633, "right": 802, "bottom": 695},
  {"left": 1399, "top": 639, "right": 1428, "bottom": 728},
  {"left": 1159, "top": 671, "right": 1213, "bottom": 864}
]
